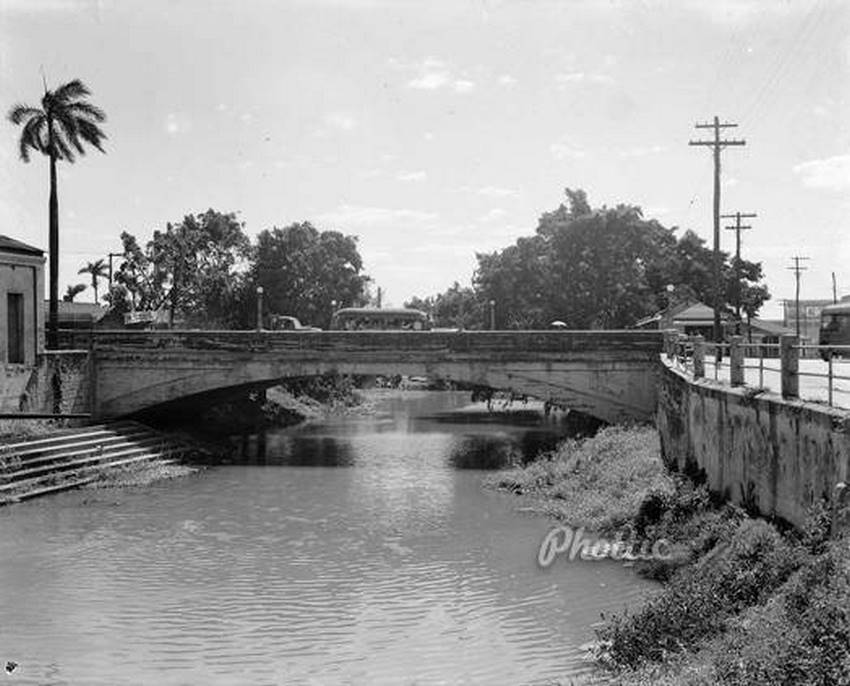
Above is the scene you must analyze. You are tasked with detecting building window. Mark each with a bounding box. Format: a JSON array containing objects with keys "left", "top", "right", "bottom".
[{"left": 7, "top": 292, "right": 24, "bottom": 363}]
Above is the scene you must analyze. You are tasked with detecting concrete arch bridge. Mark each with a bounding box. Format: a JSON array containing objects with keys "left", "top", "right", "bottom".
[{"left": 88, "top": 330, "right": 663, "bottom": 423}]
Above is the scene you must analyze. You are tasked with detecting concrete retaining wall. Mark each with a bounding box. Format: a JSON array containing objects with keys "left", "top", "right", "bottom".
[
  {"left": 2, "top": 352, "right": 91, "bottom": 415},
  {"left": 657, "top": 360, "right": 850, "bottom": 529}
]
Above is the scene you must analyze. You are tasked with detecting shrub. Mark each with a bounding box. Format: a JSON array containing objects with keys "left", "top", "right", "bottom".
[
  {"left": 597, "top": 518, "right": 801, "bottom": 670},
  {"left": 712, "top": 542, "right": 850, "bottom": 685}
]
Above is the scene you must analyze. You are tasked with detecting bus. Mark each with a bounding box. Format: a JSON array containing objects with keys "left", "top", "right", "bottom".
[
  {"left": 819, "top": 302, "right": 850, "bottom": 358},
  {"left": 329, "top": 307, "right": 432, "bottom": 331}
]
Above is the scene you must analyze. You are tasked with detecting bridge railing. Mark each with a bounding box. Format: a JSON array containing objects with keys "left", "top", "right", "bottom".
[
  {"left": 665, "top": 331, "right": 850, "bottom": 409},
  {"left": 85, "top": 328, "right": 665, "bottom": 358}
]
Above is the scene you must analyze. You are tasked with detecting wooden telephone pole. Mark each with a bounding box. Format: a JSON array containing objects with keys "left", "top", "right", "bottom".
[
  {"left": 689, "top": 117, "right": 746, "bottom": 346},
  {"left": 788, "top": 256, "right": 810, "bottom": 338},
  {"left": 721, "top": 211, "right": 757, "bottom": 324}
]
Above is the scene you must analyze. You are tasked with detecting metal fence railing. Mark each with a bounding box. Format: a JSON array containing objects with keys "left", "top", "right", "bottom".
[{"left": 664, "top": 331, "right": 850, "bottom": 409}]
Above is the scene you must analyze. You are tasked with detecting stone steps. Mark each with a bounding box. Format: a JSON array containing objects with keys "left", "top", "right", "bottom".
[{"left": 0, "top": 421, "right": 199, "bottom": 505}]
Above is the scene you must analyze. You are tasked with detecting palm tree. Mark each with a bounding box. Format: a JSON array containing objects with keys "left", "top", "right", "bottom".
[
  {"left": 78, "top": 258, "right": 108, "bottom": 304},
  {"left": 8, "top": 79, "right": 106, "bottom": 348},
  {"left": 63, "top": 283, "right": 86, "bottom": 302}
]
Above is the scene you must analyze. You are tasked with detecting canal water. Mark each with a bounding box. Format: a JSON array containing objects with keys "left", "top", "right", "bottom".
[{"left": 0, "top": 391, "right": 655, "bottom": 686}]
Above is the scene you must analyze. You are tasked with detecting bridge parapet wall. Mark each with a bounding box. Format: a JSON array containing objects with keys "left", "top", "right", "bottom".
[
  {"left": 89, "top": 329, "right": 663, "bottom": 423},
  {"left": 657, "top": 359, "right": 850, "bottom": 530}
]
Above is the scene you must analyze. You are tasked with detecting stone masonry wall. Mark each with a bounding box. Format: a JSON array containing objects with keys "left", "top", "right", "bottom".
[{"left": 657, "top": 360, "right": 850, "bottom": 529}]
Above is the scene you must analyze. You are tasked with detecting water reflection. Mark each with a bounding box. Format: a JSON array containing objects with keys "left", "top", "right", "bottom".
[{"left": 0, "top": 390, "right": 654, "bottom": 685}]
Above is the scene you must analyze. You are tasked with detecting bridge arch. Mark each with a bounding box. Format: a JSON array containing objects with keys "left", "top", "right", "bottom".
[{"left": 89, "top": 330, "right": 662, "bottom": 424}]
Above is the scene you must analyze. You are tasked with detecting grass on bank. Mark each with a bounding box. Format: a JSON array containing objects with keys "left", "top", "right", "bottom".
[
  {"left": 489, "top": 425, "right": 850, "bottom": 685},
  {"left": 601, "top": 515, "right": 850, "bottom": 685},
  {"left": 0, "top": 417, "right": 68, "bottom": 442},
  {"left": 485, "top": 424, "right": 674, "bottom": 531}
]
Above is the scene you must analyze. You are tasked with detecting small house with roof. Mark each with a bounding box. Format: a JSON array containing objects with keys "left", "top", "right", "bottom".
[{"left": 0, "top": 235, "right": 44, "bottom": 366}]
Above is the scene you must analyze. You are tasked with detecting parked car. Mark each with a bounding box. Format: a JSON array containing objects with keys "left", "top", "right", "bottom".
[{"left": 267, "top": 315, "right": 322, "bottom": 331}]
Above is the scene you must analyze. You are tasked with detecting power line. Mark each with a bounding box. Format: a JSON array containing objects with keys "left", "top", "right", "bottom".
[
  {"left": 689, "top": 117, "right": 746, "bottom": 346},
  {"left": 721, "top": 211, "right": 757, "bottom": 324},
  {"left": 788, "top": 256, "right": 811, "bottom": 339}
]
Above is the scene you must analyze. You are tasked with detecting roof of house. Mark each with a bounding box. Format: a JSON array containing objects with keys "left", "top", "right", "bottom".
[
  {"left": 0, "top": 235, "right": 43, "bottom": 256},
  {"left": 671, "top": 302, "right": 731, "bottom": 325},
  {"left": 48, "top": 301, "right": 108, "bottom": 323},
  {"left": 749, "top": 318, "right": 796, "bottom": 336}
]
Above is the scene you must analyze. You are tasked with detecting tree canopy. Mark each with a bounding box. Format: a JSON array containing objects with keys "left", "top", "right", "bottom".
[
  {"left": 108, "top": 215, "right": 370, "bottom": 329},
  {"left": 109, "top": 209, "right": 251, "bottom": 327},
  {"left": 8, "top": 78, "right": 107, "bottom": 347},
  {"left": 410, "top": 188, "right": 771, "bottom": 330},
  {"left": 251, "top": 222, "right": 370, "bottom": 329}
]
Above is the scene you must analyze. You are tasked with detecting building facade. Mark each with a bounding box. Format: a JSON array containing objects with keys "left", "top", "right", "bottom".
[
  {"left": 0, "top": 235, "right": 45, "bottom": 366},
  {"left": 782, "top": 299, "right": 837, "bottom": 344}
]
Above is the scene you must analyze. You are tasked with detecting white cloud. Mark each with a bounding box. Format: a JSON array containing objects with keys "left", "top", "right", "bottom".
[
  {"left": 0, "top": 0, "right": 78, "bottom": 12},
  {"left": 620, "top": 145, "right": 667, "bottom": 158},
  {"left": 317, "top": 204, "right": 439, "bottom": 230},
  {"left": 324, "top": 112, "right": 356, "bottom": 131},
  {"left": 793, "top": 155, "right": 850, "bottom": 191},
  {"left": 497, "top": 74, "right": 517, "bottom": 86},
  {"left": 685, "top": 0, "right": 807, "bottom": 26},
  {"left": 410, "top": 72, "right": 449, "bottom": 90},
  {"left": 397, "top": 171, "right": 427, "bottom": 182},
  {"left": 643, "top": 206, "right": 671, "bottom": 218},
  {"left": 479, "top": 208, "right": 507, "bottom": 223},
  {"left": 405, "top": 57, "right": 475, "bottom": 93},
  {"left": 555, "top": 72, "right": 615, "bottom": 87},
  {"left": 164, "top": 112, "right": 191, "bottom": 136},
  {"left": 476, "top": 186, "right": 518, "bottom": 198},
  {"left": 550, "top": 138, "right": 586, "bottom": 161}
]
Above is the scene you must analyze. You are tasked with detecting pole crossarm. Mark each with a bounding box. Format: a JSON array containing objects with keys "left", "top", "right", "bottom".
[{"left": 689, "top": 116, "right": 747, "bottom": 346}]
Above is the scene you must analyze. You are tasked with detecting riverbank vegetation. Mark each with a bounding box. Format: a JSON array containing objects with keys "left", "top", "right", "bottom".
[
  {"left": 0, "top": 417, "right": 67, "bottom": 441},
  {"left": 489, "top": 426, "right": 850, "bottom": 685},
  {"left": 486, "top": 425, "right": 673, "bottom": 530}
]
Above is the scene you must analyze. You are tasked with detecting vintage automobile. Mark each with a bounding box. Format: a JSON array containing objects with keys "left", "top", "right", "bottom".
[{"left": 266, "top": 314, "right": 322, "bottom": 331}]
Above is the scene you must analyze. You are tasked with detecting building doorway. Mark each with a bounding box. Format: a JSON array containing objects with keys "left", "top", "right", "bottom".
[{"left": 7, "top": 292, "right": 24, "bottom": 363}]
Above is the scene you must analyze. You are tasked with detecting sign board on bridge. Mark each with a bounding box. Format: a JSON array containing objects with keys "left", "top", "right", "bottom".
[{"left": 124, "top": 311, "right": 159, "bottom": 326}]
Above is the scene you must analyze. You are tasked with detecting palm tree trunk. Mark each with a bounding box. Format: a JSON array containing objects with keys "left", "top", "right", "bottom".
[
  {"left": 93, "top": 275, "right": 98, "bottom": 304},
  {"left": 48, "top": 152, "right": 59, "bottom": 349}
]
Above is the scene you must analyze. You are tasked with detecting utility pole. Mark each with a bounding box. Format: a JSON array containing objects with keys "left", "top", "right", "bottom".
[
  {"left": 788, "top": 256, "right": 810, "bottom": 339},
  {"left": 833, "top": 272, "right": 838, "bottom": 304},
  {"left": 107, "top": 251, "right": 124, "bottom": 291},
  {"left": 689, "top": 117, "right": 746, "bottom": 348},
  {"left": 721, "top": 211, "right": 756, "bottom": 327}
]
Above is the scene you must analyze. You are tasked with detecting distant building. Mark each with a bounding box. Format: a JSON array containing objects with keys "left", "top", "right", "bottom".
[
  {"left": 782, "top": 299, "right": 846, "bottom": 343},
  {"left": 48, "top": 300, "right": 108, "bottom": 329},
  {"left": 635, "top": 300, "right": 794, "bottom": 349},
  {"left": 0, "top": 235, "right": 45, "bottom": 365},
  {"left": 634, "top": 300, "right": 733, "bottom": 338}
]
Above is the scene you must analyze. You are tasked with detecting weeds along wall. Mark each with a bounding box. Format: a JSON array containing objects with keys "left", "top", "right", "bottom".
[
  {"left": 6, "top": 352, "right": 92, "bottom": 415},
  {"left": 656, "top": 362, "right": 850, "bottom": 530}
]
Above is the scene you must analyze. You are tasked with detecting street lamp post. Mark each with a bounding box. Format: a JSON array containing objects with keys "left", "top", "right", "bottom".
[
  {"left": 489, "top": 300, "right": 496, "bottom": 330},
  {"left": 256, "top": 286, "right": 264, "bottom": 331}
]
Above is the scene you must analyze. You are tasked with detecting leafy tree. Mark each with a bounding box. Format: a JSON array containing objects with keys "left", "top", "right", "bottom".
[
  {"left": 8, "top": 79, "right": 107, "bottom": 347},
  {"left": 405, "top": 282, "right": 484, "bottom": 329},
  {"left": 63, "top": 283, "right": 86, "bottom": 302},
  {"left": 409, "top": 188, "right": 770, "bottom": 330},
  {"left": 251, "top": 222, "right": 370, "bottom": 329},
  {"left": 111, "top": 210, "right": 251, "bottom": 327},
  {"left": 78, "top": 258, "right": 108, "bottom": 304}
]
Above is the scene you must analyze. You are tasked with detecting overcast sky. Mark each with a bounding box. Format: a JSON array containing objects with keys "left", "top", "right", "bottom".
[{"left": 1, "top": 0, "right": 848, "bottom": 318}]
